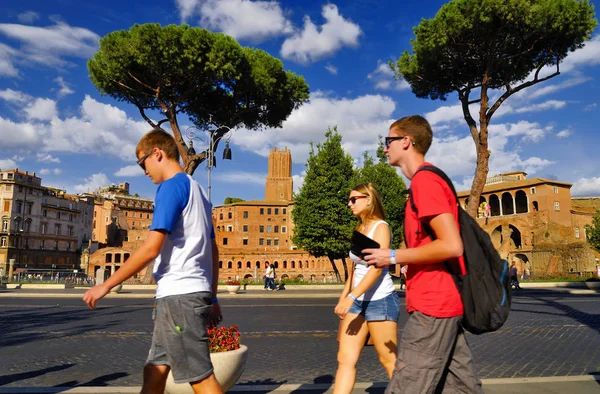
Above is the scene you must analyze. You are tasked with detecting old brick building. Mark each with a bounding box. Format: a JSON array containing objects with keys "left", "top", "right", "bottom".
[{"left": 457, "top": 171, "right": 599, "bottom": 275}]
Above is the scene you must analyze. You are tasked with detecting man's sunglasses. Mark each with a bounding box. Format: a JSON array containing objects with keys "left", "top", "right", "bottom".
[
  {"left": 385, "top": 136, "right": 406, "bottom": 148},
  {"left": 137, "top": 152, "right": 152, "bottom": 171},
  {"left": 348, "top": 195, "right": 368, "bottom": 204}
]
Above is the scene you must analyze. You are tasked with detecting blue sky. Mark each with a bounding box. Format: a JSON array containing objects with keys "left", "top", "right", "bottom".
[{"left": 0, "top": 0, "right": 599, "bottom": 205}]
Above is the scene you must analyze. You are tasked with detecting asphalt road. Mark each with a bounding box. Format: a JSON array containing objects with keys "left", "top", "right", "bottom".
[{"left": 1, "top": 289, "right": 599, "bottom": 388}]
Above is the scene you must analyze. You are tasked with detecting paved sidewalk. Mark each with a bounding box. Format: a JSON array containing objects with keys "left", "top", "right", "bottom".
[{"left": 0, "top": 376, "right": 598, "bottom": 393}]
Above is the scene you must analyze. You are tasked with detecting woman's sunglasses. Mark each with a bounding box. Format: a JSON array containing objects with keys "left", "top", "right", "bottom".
[{"left": 348, "top": 195, "right": 368, "bottom": 204}]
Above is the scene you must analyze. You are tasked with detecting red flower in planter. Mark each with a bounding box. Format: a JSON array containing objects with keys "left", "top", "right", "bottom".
[
  {"left": 208, "top": 324, "right": 241, "bottom": 353},
  {"left": 226, "top": 280, "right": 240, "bottom": 286}
]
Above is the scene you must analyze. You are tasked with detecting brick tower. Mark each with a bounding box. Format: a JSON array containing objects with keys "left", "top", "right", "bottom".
[{"left": 265, "top": 147, "right": 293, "bottom": 201}]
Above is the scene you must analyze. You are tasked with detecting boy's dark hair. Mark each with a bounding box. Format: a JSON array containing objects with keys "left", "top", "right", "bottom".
[
  {"left": 389, "top": 115, "right": 433, "bottom": 155},
  {"left": 136, "top": 128, "right": 180, "bottom": 161}
]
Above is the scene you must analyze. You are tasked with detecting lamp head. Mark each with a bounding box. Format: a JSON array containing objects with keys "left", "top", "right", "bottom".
[{"left": 223, "top": 141, "right": 232, "bottom": 160}]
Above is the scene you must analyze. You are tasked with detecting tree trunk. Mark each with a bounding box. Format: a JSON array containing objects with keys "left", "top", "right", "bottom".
[
  {"left": 341, "top": 256, "right": 349, "bottom": 282},
  {"left": 467, "top": 139, "right": 490, "bottom": 218},
  {"left": 141, "top": 259, "right": 155, "bottom": 284},
  {"left": 328, "top": 256, "right": 342, "bottom": 282}
]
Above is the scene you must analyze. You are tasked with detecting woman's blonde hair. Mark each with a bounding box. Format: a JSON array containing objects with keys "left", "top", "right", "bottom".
[{"left": 351, "top": 183, "right": 385, "bottom": 226}]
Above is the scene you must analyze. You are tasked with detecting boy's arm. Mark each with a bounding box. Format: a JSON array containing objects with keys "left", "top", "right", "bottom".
[
  {"left": 208, "top": 238, "right": 223, "bottom": 326},
  {"left": 364, "top": 213, "right": 463, "bottom": 268},
  {"left": 83, "top": 230, "right": 166, "bottom": 309}
]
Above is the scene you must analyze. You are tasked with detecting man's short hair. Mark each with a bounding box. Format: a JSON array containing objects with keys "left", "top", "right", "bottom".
[
  {"left": 389, "top": 115, "right": 433, "bottom": 155},
  {"left": 136, "top": 128, "right": 180, "bottom": 161}
]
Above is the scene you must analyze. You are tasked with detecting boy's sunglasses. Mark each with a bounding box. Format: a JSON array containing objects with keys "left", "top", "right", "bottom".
[
  {"left": 137, "top": 152, "right": 152, "bottom": 171},
  {"left": 348, "top": 195, "right": 368, "bottom": 204},
  {"left": 385, "top": 136, "right": 406, "bottom": 148}
]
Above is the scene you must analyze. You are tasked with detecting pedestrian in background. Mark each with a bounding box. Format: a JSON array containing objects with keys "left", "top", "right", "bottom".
[
  {"left": 364, "top": 115, "right": 483, "bottom": 394},
  {"left": 83, "top": 128, "right": 223, "bottom": 394},
  {"left": 510, "top": 261, "right": 521, "bottom": 290},
  {"left": 333, "top": 183, "right": 399, "bottom": 394},
  {"left": 263, "top": 262, "right": 271, "bottom": 290}
]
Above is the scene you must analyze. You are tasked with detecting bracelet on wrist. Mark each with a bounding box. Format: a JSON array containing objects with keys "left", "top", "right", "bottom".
[
  {"left": 348, "top": 294, "right": 357, "bottom": 301},
  {"left": 211, "top": 296, "right": 219, "bottom": 303},
  {"left": 390, "top": 249, "right": 397, "bottom": 265}
]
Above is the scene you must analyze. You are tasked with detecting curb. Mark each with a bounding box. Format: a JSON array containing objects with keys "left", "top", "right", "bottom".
[{"left": 1, "top": 376, "right": 598, "bottom": 393}]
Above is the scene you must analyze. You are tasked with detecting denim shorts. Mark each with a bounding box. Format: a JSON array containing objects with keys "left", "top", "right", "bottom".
[
  {"left": 348, "top": 292, "right": 400, "bottom": 322},
  {"left": 146, "top": 291, "right": 214, "bottom": 384}
]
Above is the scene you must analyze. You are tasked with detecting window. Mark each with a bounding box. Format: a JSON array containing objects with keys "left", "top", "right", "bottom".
[
  {"left": 16, "top": 201, "right": 22, "bottom": 213},
  {"left": 227, "top": 225, "right": 232, "bottom": 232},
  {"left": 42, "top": 209, "right": 47, "bottom": 217},
  {"left": 68, "top": 227, "right": 74, "bottom": 237},
  {"left": 283, "top": 208, "right": 287, "bottom": 214},
  {"left": 243, "top": 239, "right": 248, "bottom": 245},
  {"left": 575, "top": 227, "right": 580, "bottom": 238},
  {"left": 26, "top": 203, "right": 32, "bottom": 215},
  {"left": 267, "top": 225, "right": 272, "bottom": 233},
  {"left": 147, "top": 214, "right": 150, "bottom": 219},
  {"left": 132, "top": 212, "right": 136, "bottom": 218},
  {"left": 275, "top": 208, "right": 279, "bottom": 215},
  {"left": 55, "top": 224, "right": 61, "bottom": 235},
  {"left": 267, "top": 208, "right": 272, "bottom": 215},
  {"left": 1, "top": 219, "right": 7, "bottom": 231},
  {"left": 69, "top": 214, "right": 73, "bottom": 221},
  {"left": 243, "top": 211, "right": 249, "bottom": 218},
  {"left": 41, "top": 240, "right": 45, "bottom": 249},
  {"left": 259, "top": 238, "right": 264, "bottom": 245},
  {"left": 243, "top": 225, "right": 248, "bottom": 232},
  {"left": 5, "top": 185, "right": 11, "bottom": 191},
  {"left": 7, "top": 173, "right": 13, "bottom": 179},
  {"left": 3, "top": 201, "right": 10, "bottom": 212},
  {"left": 41, "top": 223, "right": 46, "bottom": 234},
  {"left": 554, "top": 202, "right": 560, "bottom": 211},
  {"left": 223, "top": 238, "right": 228, "bottom": 245},
  {"left": 530, "top": 187, "right": 536, "bottom": 194},
  {"left": 57, "top": 212, "right": 61, "bottom": 220},
  {"left": 259, "top": 225, "right": 264, "bottom": 233},
  {"left": 553, "top": 186, "right": 559, "bottom": 194},
  {"left": 228, "top": 212, "right": 232, "bottom": 219},
  {"left": 275, "top": 225, "right": 279, "bottom": 233},
  {"left": 267, "top": 239, "right": 272, "bottom": 246},
  {"left": 1, "top": 237, "right": 7, "bottom": 247},
  {"left": 18, "top": 185, "right": 23, "bottom": 192},
  {"left": 260, "top": 208, "right": 264, "bottom": 215},
  {"left": 219, "top": 213, "right": 223, "bottom": 220},
  {"left": 282, "top": 226, "right": 287, "bottom": 233},
  {"left": 274, "top": 238, "right": 279, "bottom": 246},
  {"left": 94, "top": 211, "right": 97, "bottom": 217}
]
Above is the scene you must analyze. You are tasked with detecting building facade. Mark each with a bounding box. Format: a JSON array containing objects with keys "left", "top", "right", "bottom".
[{"left": 0, "top": 169, "right": 94, "bottom": 277}]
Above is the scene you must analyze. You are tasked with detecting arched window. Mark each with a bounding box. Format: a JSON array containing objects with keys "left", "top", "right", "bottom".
[{"left": 227, "top": 261, "right": 232, "bottom": 269}]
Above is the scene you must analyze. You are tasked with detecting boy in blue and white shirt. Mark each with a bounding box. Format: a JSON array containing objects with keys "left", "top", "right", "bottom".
[{"left": 84, "top": 128, "right": 223, "bottom": 394}]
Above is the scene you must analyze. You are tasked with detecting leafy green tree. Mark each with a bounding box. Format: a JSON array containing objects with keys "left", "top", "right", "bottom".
[
  {"left": 354, "top": 139, "right": 407, "bottom": 249},
  {"left": 292, "top": 127, "right": 355, "bottom": 282},
  {"left": 224, "top": 197, "right": 245, "bottom": 204},
  {"left": 585, "top": 210, "right": 600, "bottom": 252},
  {"left": 88, "top": 23, "right": 310, "bottom": 175},
  {"left": 391, "top": 0, "right": 597, "bottom": 217}
]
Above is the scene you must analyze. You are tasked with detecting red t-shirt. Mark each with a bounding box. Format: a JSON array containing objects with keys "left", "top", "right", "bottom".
[{"left": 404, "top": 163, "right": 465, "bottom": 318}]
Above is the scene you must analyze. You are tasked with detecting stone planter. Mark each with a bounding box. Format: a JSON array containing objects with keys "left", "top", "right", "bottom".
[
  {"left": 109, "top": 284, "right": 123, "bottom": 293},
  {"left": 226, "top": 285, "right": 241, "bottom": 294},
  {"left": 165, "top": 344, "right": 248, "bottom": 393},
  {"left": 585, "top": 281, "right": 600, "bottom": 291}
]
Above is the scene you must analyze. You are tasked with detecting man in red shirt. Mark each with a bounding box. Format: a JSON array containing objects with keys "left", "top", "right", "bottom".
[{"left": 364, "top": 115, "right": 483, "bottom": 394}]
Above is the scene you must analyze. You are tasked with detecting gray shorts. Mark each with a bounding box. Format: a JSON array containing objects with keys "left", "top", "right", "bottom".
[
  {"left": 386, "top": 311, "right": 484, "bottom": 394},
  {"left": 146, "top": 291, "right": 213, "bottom": 384}
]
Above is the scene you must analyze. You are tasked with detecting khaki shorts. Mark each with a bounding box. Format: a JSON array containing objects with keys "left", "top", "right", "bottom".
[{"left": 146, "top": 292, "right": 213, "bottom": 384}]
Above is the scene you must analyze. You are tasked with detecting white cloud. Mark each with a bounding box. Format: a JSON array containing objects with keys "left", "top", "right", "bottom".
[
  {"left": 0, "top": 88, "right": 31, "bottom": 104},
  {"left": 0, "top": 158, "right": 17, "bottom": 169},
  {"left": 24, "top": 98, "right": 57, "bottom": 121},
  {"left": 367, "top": 61, "right": 410, "bottom": 91},
  {"left": 36, "top": 153, "right": 61, "bottom": 163},
  {"left": 180, "top": 0, "right": 293, "bottom": 42},
  {"left": 54, "top": 76, "right": 74, "bottom": 97},
  {"left": 325, "top": 64, "right": 338, "bottom": 75},
  {"left": 114, "top": 165, "right": 144, "bottom": 177},
  {"left": 514, "top": 100, "right": 566, "bottom": 113},
  {"left": 292, "top": 173, "right": 305, "bottom": 194},
  {"left": 0, "top": 44, "right": 19, "bottom": 77},
  {"left": 572, "top": 177, "right": 600, "bottom": 197},
  {"left": 233, "top": 92, "right": 395, "bottom": 164},
  {"left": 11, "top": 155, "right": 24, "bottom": 162},
  {"left": 281, "top": 4, "right": 361, "bottom": 64},
  {"left": 0, "top": 116, "right": 41, "bottom": 150},
  {"left": 73, "top": 173, "right": 111, "bottom": 193},
  {"left": 584, "top": 103, "right": 597, "bottom": 111},
  {"left": 525, "top": 76, "right": 591, "bottom": 100},
  {"left": 558, "top": 34, "right": 600, "bottom": 73},
  {"left": 556, "top": 129, "right": 573, "bottom": 138},
  {"left": 217, "top": 171, "right": 267, "bottom": 185},
  {"left": 17, "top": 11, "right": 40, "bottom": 24},
  {"left": 39, "top": 168, "right": 63, "bottom": 175},
  {"left": 0, "top": 21, "right": 100, "bottom": 69}
]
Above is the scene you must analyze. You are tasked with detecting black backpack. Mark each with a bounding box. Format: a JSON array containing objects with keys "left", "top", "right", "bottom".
[{"left": 407, "top": 165, "right": 511, "bottom": 335}]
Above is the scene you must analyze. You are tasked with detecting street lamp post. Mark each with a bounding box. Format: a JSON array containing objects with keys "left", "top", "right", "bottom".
[{"left": 186, "top": 124, "right": 232, "bottom": 202}]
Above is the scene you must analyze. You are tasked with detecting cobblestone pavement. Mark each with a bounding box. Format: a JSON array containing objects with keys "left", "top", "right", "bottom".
[{"left": 0, "top": 289, "right": 599, "bottom": 388}]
